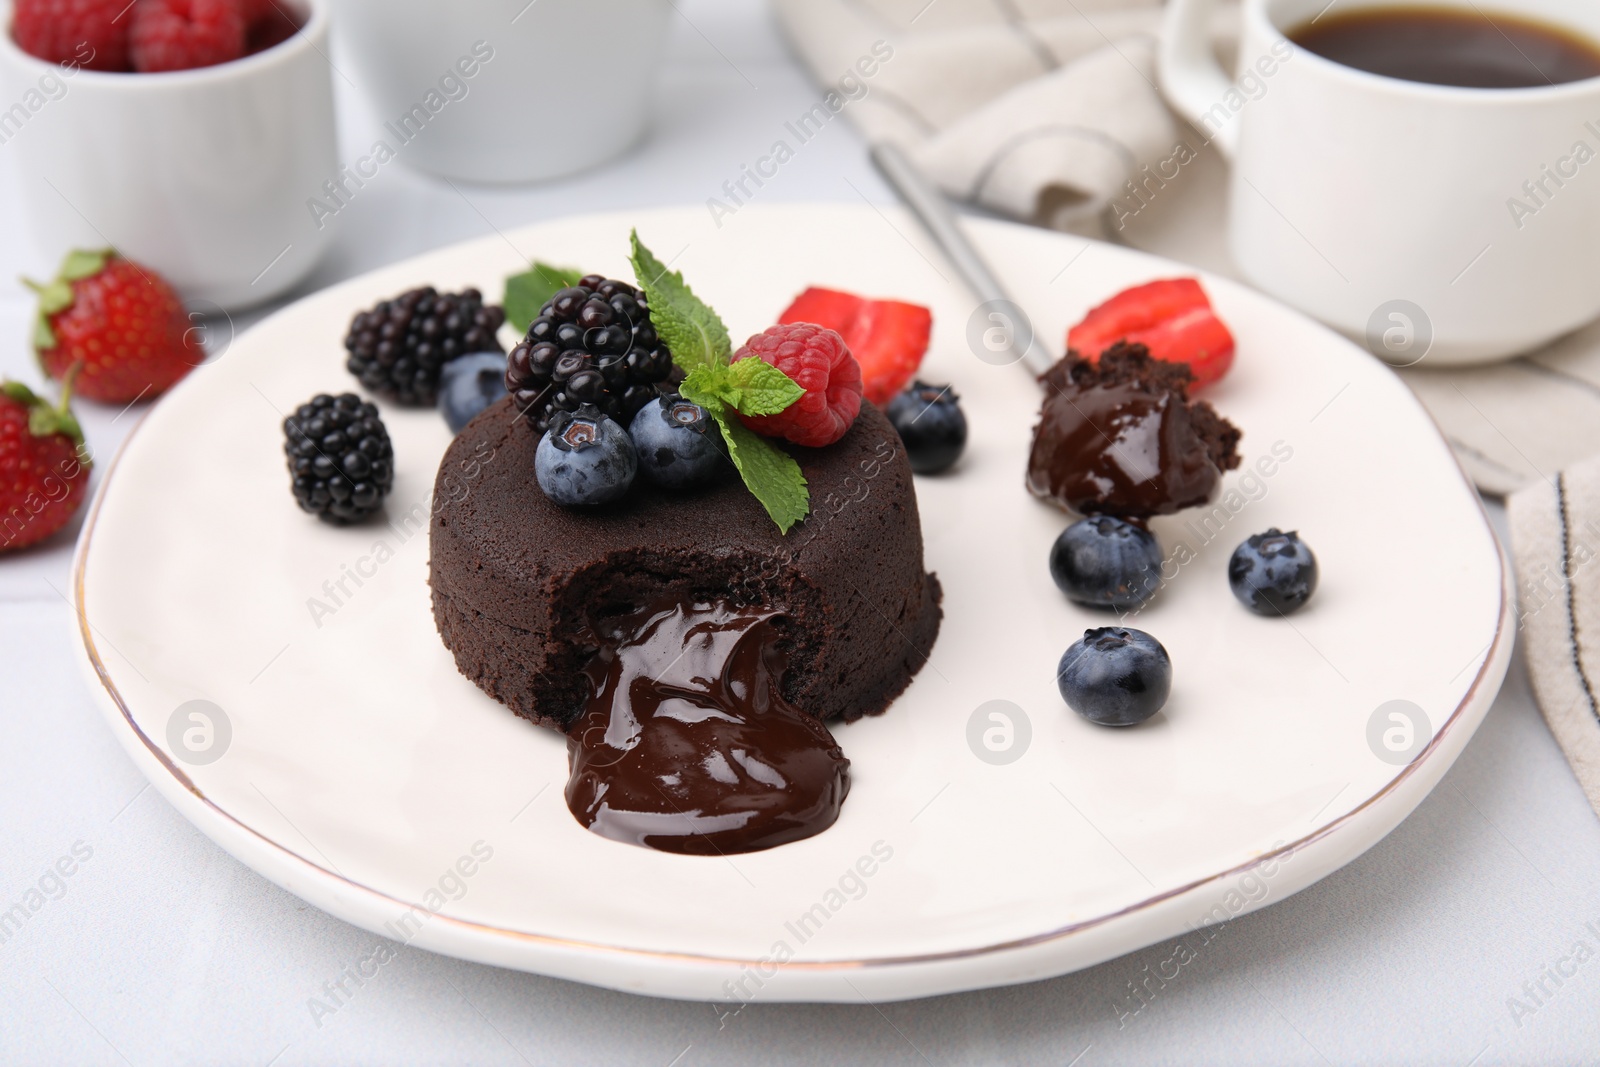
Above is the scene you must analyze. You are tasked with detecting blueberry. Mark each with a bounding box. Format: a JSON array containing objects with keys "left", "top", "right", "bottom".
[
  {"left": 1056, "top": 627, "right": 1172, "bottom": 727},
  {"left": 437, "top": 352, "right": 508, "bottom": 433},
  {"left": 886, "top": 380, "right": 967, "bottom": 474},
  {"left": 1228, "top": 528, "right": 1318, "bottom": 616},
  {"left": 535, "top": 405, "right": 636, "bottom": 506},
  {"left": 628, "top": 396, "right": 724, "bottom": 489},
  {"left": 1049, "top": 516, "right": 1162, "bottom": 610}
]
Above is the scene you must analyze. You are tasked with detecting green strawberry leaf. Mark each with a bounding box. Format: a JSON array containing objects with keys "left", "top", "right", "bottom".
[
  {"left": 57, "top": 249, "right": 109, "bottom": 282},
  {"left": 628, "top": 231, "right": 730, "bottom": 373},
  {"left": 27, "top": 279, "right": 74, "bottom": 317},
  {"left": 503, "top": 261, "right": 584, "bottom": 334},
  {"left": 32, "top": 314, "right": 56, "bottom": 353},
  {"left": 725, "top": 356, "right": 805, "bottom": 417},
  {"left": 28, "top": 401, "right": 83, "bottom": 444},
  {"left": 1, "top": 381, "right": 40, "bottom": 406},
  {"left": 21, "top": 252, "right": 108, "bottom": 375},
  {"left": 3, "top": 374, "right": 86, "bottom": 450},
  {"left": 20, "top": 277, "right": 70, "bottom": 356}
]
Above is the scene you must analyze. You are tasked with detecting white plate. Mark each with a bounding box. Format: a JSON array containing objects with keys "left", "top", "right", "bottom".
[{"left": 71, "top": 205, "right": 1512, "bottom": 1003}]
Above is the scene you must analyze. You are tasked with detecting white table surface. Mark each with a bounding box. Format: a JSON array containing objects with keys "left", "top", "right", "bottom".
[{"left": 3, "top": 3, "right": 1600, "bottom": 1064}]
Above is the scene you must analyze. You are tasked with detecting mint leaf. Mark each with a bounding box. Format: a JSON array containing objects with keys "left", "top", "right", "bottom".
[
  {"left": 632, "top": 230, "right": 809, "bottom": 533},
  {"left": 706, "top": 404, "right": 810, "bottom": 534},
  {"left": 682, "top": 354, "right": 804, "bottom": 417},
  {"left": 680, "top": 365, "right": 733, "bottom": 408},
  {"left": 629, "top": 231, "right": 730, "bottom": 372},
  {"left": 503, "top": 261, "right": 583, "bottom": 333},
  {"left": 725, "top": 357, "right": 804, "bottom": 417}
]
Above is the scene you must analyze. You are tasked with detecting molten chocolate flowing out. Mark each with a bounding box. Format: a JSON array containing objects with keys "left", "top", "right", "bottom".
[{"left": 565, "top": 599, "right": 850, "bottom": 855}]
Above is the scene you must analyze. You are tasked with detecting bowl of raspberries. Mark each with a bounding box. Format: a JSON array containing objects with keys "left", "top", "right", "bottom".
[
  {"left": 0, "top": 0, "right": 337, "bottom": 308},
  {"left": 9, "top": 0, "right": 307, "bottom": 74}
]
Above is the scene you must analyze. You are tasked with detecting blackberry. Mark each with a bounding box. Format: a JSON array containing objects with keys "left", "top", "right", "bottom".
[
  {"left": 345, "top": 287, "right": 506, "bottom": 406},
  {"left": 505, "top": 274, "right": 678, "bottom": 433},
  {"left": 283, "top": 393, "right": 395, "bottom": 524}
]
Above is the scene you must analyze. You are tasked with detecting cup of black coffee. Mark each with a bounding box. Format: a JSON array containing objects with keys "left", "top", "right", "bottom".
[
  {"left": 1160, "top": 0, "right": 1600, "bottom": 365},
  {"left": 1293, "top": 6, "right": 1600, "bottom": 89}
]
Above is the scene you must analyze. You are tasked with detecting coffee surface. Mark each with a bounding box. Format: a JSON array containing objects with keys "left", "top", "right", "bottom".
[{"left": 1289, "top": 7, "right": 1600, "bottom": 88}]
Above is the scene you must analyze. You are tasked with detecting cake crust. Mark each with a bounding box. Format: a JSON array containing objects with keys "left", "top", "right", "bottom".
[{"left": 429, "top": 395, "right": 942, "bottom": 731}]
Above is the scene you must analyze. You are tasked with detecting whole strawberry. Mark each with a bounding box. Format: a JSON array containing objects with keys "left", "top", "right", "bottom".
[
  {"left": 130, "top": 0, "right": 245, "bottom": 73},
  {"left": 0, "top": 376, "right": 92, "bottom": 552},
  {"left": 10, "top": 0, "right": 133, "bottom": 72},
  {"left": 26, "top": 249, "right": 203, "bottom": 405}
]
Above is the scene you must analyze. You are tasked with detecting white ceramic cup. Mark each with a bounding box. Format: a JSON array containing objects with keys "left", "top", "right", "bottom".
[
  {"left": 331, "top": 0, "right": 670, "bottom": 184},
  {"left": 1160, "top": 0, "right": 1600, "bottom": 365},
  {"left": 0, "top": 0, "right": 338, "bottom": 310}
]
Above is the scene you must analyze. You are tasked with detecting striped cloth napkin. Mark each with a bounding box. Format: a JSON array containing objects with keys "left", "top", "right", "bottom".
[{"left": 1510, "top": 461, "right": 1600, "bottom": 816}]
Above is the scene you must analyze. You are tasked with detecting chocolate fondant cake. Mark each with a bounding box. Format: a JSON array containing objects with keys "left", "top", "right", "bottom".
[{"left": 429, "top": 395, "right": 942, "bottom": 733}]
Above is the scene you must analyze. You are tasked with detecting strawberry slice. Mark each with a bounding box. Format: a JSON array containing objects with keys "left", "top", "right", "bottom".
[
  {"left": 779, "top": 287, "right": 932, "bottom": 406},
  {"left": 1066, "top": 278, "right": 1235, "bottom": 388}
]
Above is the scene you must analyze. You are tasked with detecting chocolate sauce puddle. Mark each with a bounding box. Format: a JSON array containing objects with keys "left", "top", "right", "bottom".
[{"left": 564, "top": 599, "right": 850, "bottom": 855}]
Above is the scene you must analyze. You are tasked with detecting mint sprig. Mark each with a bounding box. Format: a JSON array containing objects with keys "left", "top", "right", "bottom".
[
  {"left": 628, "top": 231, "right": 810, "bottom": 533},
  {"left": 628, "top": 235, "right": 732, "bottom": 373},
  {"left": 503, "top": 261, "right": 584, "bottom": 334},
  {"left": 682, "top": 358, "right": 803, "bottom": 417}
]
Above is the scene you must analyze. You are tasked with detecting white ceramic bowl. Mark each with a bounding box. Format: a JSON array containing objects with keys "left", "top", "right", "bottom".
[
  {"left": 330, "top": 0, "right": 669, "bottom": 184},
  {"left": 0, "top": 0, "right": 337, "bottom": 309}
]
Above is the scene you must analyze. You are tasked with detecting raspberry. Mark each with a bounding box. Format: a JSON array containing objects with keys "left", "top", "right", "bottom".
[
  {"left": 732, "top": 324, "right": 862, "bottom": 448},
  {"left": 11, "top": 0, "right": 133, "bottom": 71},
  {"left": 241, "top": 0, "right": 301, "bottom": 52},
  {"left": 779, "top": 288, "right": 931, "bottom": 405},
  {"left": 130, "top": 0, "right": 246, "bottom": 73}
]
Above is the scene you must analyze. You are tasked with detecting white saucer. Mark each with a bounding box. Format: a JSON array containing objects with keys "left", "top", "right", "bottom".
[{"left": 70, "top": 204, "right": 1511, "bottom": 1003}]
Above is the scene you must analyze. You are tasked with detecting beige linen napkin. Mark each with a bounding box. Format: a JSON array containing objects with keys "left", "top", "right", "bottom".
[
  {"left": 1399, "top": 337, "right": 1600, "bottom": 499},
  {"left": 772, "top": 0, "right": 1183, "bottom": 229},
  {"left": 1509, "top": 460, "right": 1600, "bottom": 816}
]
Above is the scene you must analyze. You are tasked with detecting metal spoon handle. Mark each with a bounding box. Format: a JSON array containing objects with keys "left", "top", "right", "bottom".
[{"left": 869, "top": 143, "right": 1055, "bottom": 378}]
